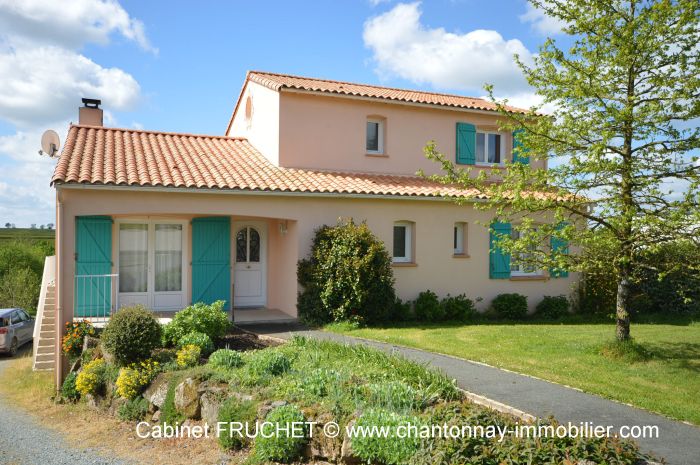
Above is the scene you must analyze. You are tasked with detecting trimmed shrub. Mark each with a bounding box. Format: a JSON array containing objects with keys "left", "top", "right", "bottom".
[
  {"left": 162, "top": 301, "right": 229, "bottom": 346},
  {"left": 351, "top": 409, "right": 422, "bottom": 465},
  {"left": 176, "top": 344, "right": 201, "bottom": 368},
  {"left": 414, "top": 290, "right": 444, "bottom": 322},
  {"left": 75, "top": 358, "right": 107, "bottom": 396},
  {"left": 389, "top": 297, "right": 412, "bottom": 321},
  {"left": 61, "top": 320, "right": 95, "bottom": 358},
  {"left": 217, "top": 396, "right": 258, "bottom": 450},
  {"left": 208, "top": 349, "right": 244, "bottom": 370},
  {"left": 61, "top": 372, "right": 80, "bottom": 401},
  {"left": 248, "top": 350, "right": 291, "bottom": 376},
  {"left": 255, "top": 405, "right": 308, "bottom": 463},
  {"left": 297, "top": 219, "right": 396, "bottom": 324},
  {"left": 101, "top": 305, "right": 161, "bottom": 366},
  {"left": 440, "top": 294, "right": 477, "bottom": 321},
  {"left": 536, "top": 295, "right": 570, "bottom": 319},
  {"left": 117, "top": 397, "right": 149, "bottom": 421},
  {"left": 116, "top": 359, "right": 160, "bottom": 400},
  {"left": 177, "top": 331, "right": 214, "bottom": 355},
  {"left": 491, "top": 293, "right": 528, "bottom": 320}
]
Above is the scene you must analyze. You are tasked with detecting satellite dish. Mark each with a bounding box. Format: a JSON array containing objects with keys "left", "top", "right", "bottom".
[{"left": 40, "top": 130, "right": 60, "bottom": 157}]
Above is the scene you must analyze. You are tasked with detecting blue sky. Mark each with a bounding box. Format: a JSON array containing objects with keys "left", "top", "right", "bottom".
[{"left": 0, "top": 0, "right": 560, "bottom": 226}]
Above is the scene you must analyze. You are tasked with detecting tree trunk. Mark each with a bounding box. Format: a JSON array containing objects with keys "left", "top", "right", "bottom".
[{"left": 616, "top": 271, "right": 631, "bottom": 341}]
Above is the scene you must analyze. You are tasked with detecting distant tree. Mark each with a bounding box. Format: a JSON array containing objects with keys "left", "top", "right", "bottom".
[
  {"left": 3, "top": 223, "right": 9, "bottom": 229},
  {"left": 47, "top": 223, "right": 54, "bottom": 230},
  {"left": 30, "top": 224, "right": 36, "bottom": 229},
  {"left": 39, "top": 224, "right": 45, "bottom": 229}
]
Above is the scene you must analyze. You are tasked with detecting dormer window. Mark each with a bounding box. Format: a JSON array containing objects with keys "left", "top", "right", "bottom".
[
  {"left": 366, "top": 119, "right": 384, "bottom": 154},
  {"left": 476, "top": 132, "right": 504, "bottom": 165}
]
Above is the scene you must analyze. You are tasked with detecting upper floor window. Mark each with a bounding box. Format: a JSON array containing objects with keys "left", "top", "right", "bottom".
[
  {"left": 476, "top": 132, "right": 504, "bottom": 165},
  {"left": 366, "top": 119, "right": 384, "bottom": 154},
  {"left": 393, "top": 221, "right": 413, "bottom": 263}
]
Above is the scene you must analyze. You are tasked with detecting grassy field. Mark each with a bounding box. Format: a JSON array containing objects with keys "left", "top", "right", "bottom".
[
  {"left": 327, "top": 316, "right": 700, "bottom": 425},
  {"left": 0, "top": 228, "right": 55, "bottom": 243}
]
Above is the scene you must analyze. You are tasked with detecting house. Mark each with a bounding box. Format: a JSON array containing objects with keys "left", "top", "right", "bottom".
[{"left": 38, "top": 71, "right": 577, "bottom": 381}]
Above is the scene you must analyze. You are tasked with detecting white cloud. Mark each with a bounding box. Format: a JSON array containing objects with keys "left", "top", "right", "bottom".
[
  {"left": 0, "top": 0, "right": 157, "bottom": 53},
  {"left": 519, "top": 3, "right": 566, "bottom": 36},
  {"left": 363, "top": 2, "right": 534, "bottom": 96}
]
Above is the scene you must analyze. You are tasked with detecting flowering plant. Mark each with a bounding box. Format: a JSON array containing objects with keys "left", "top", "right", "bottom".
[
  {"left": 62, "top": 320, "right": 95, "bottom": 357},
  {"left": 116, "top": 359, "right": 160, "bottom": 400}
]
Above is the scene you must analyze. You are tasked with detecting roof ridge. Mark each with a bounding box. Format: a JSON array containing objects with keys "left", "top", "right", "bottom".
[
  {"left": 248, "top": 70, "right": 490, "bottom": 104},
  {"left": 70, "top": 124, "right": 248, "bottom": 141}
]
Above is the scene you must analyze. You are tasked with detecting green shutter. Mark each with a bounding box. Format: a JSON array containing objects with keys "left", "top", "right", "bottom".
[
  {"left": 489, "top": 222, "right": 511, "bottom": 279},
  {"left": 192, "top": 217, "right": 231, "bottom": 310},
  {"left": 550, "top": 223, "right": 569, "bottom": 278},
  {"left": 512, "top": 129, "right": 530, "bottom": 165},
  {"left": 456, "top": 122, "right": 476, "bottom": 165},
  {"left": 75, "top": 216, "right": 112, "bottom": 317}
]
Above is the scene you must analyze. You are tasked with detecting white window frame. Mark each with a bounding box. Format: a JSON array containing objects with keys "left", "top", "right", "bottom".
[
  {"left": 366, "top": 119, "right": 385, "bottom": 155},
  {"left": 476, "top": 131, "right": 505, "bottom": 166},
  {"left": 392, "top": 221, "right": 413, "bottom": 263},
  {"left": 510, "top": 228, "right": 542, "bottom": 276},
  {"left": 453, "top": 222, "right": 466, "bottom": 255}
]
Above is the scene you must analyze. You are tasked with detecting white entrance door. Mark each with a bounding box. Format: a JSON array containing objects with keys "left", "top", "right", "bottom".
[
  {"left": 233, "top": 222, "right": 266, "bottom": 307},
  {"left": 117, "top": 219, "right": 187, "bottom": 311}
]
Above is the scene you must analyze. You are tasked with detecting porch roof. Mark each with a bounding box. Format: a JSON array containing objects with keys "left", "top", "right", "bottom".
[{"left": 51, "top": 125, "right": 487, "bottom": 199}]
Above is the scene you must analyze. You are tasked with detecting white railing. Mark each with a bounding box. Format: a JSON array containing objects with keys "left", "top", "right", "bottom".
[
  {"left": 33, "top": 255, "right": 56, "bottom": 358},
  {"left": 73, "top": 274, "right": 119, "bottom": 324}
]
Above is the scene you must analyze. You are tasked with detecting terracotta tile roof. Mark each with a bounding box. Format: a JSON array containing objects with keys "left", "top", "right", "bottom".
[
  {"left": 246, "top": 71, "right": 529, "bottom": 114},
  {"left": 52, "top": 125, "right": 485, "bottom": 199}
]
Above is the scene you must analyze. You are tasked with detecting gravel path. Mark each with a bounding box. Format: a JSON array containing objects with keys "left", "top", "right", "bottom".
[
  {"left": 0, "top": 347, "right": 129, "bottom": 465},
  {"left": 244, "top": 322, "right": 700, "bottom": 465}
]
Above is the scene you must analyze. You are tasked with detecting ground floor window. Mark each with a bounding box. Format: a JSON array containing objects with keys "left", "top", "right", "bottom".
[
  {"left": 510, "top": 228, "right": 542, "bottom": 276},
  {"left": 393, "top": 222, "right": 413, "bottom": 263}
]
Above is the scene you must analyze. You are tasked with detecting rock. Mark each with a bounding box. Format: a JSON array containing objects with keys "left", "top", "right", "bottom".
[
  {"left": 109, "top": 397, "right": 127, "bottom": 417},
  {"left": 174, "top": 378, "right": 201, "bottom": 419},
  {"left": 151, "top": 410, "right": 161, "bottom": 422},
  {"left": 308, "top": 413, "right": 342, "bottom": 461},
  {"left": 84, "top": 393, "right": 98, "bottom": 410},
  {"left": 200, "top": 389, "right": 227, "bottom": 427},
  {"left": 576, "top": 461, "right": 596, "bottom": 465},
  {"left": 341, "top": 419, "right": 361, "bottom": 464},
  {"left": 258, "top": 400, "right": 288, "bottom": 419},
  {"left": 82, "top": 335, "right": 100, "bottom": 352},
  {"left": 143, "top": 373, "right": 170, "bottom": 409},
  {"left": 69, "top": 357, "right": 82, "bottom": 373}
]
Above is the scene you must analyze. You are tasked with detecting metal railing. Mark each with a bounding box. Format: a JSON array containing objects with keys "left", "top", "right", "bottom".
[{"left": 73, "top": 274, "right": 119, "bottom": 324}]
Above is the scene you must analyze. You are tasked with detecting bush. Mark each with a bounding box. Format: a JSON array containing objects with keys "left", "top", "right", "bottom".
[
  {"left": 414, "top": 290, "right": 444, "bottom": 322},
  {"left": 255, "top": 405, "right": 307, "bottom": 463},
  {"left": 389, "top": 297, "right": 412, "bottom": 321},
  {"left": 162, "top": 301, "right": 229, "bottom": 346},
  {"left": 177, "top": 331, "right": 214, "bottom": 355},
  {"left": 217, "top": 396, "right": 258, "bottom": 450},
  {"left": 61, "top": 320, "right": 95, "bottom": 358},
  {"left": 176, "top": 344, "right": 201, "bottom": 368},
  {"left": 0, "top": 267, "right": 40, "bottom": 314},
  {"left": 351, "top": 409, "right": 422, "bottom": 465},
  {"left": 297, "top": 219, "right": 396, "bottom": 324},
  {"left": 364, "top": 381, "right": 420, "bottom": 412},
  {"left": 536, "top": 295, "right": 570, "bottom": 319},
  {"left": 75, "top": 358, "right": 108, "bottom": 396},
  {"left": 116, "top": 359, "right": 160, "bottom": 400},
  {"left": 248, "top": 350, "right": 292, "bottom": 376},
  {"left": 101, "top": 306, "right": 162, "bottom": 366},
  {"left": 441, "top": 294, "right": 477, "bottom": 321},
  {"left": 491, "top": 293, "right": 528, "bottom": 319},
  {"left": 118, "top": 397, "right": 149, "bottom": 421},
  {"left": 208, "top": 349, "right": 244, "bottom": 370},
  {"left": 61, "top": 372, "right": 80, "bottom": 401},
  {"left": 305, "top": 368, "right": 341, "bottom": 397}
]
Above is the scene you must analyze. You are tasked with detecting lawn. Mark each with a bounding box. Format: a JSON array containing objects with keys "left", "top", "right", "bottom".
[{"left": 326, "top": 316, "right": 700, "bottom": 425}]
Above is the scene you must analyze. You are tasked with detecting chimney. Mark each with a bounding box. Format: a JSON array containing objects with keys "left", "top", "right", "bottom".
[{"left": 79, "top": 98, "right": 103, "bottom": 126}]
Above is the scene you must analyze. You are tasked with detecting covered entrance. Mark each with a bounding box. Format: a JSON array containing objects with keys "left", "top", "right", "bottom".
[{"left": 233, "top": 221, "right": 267, "bottom": 307}]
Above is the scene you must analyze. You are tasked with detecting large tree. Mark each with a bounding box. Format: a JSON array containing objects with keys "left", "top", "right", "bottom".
[{"left": 425, "top": 0, "right": 699, "bottom": 340}]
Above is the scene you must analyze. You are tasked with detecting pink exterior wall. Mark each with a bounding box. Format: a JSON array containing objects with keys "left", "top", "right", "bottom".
[
  {"left": 228, "top": 81, "right": 281, "bottom": 165},
  {"left": 276, "top": 91, "right": 546, "bottom": 176}
]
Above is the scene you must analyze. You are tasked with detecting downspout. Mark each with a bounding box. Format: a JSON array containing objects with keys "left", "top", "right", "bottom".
[{"left": 54, "top": 189, "right": 63, "bottom": 390}]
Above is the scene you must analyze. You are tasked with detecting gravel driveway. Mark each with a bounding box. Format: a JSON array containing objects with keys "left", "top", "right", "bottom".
[{"left": 0, "top": 347, "right": 129, "bottom": 465}]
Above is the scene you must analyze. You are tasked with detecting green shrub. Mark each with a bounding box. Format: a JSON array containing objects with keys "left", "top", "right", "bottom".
[
  {"left": 364, "top": 380, "right": 420, "bottom": 412},
  {"left": 248, "top": 350, "right": 292, "bottom": 376},
  {"left": 208, "top": 349, "right": 244, "bottom": 370},
  {"left": 177, "top": 331, "right": 214, "bottom": 355},
  {"left": 256, "top": 405, "right": 308, "bottom": 463},
  {"left": 491, "top": 293, "right": 528, "bottom": 319},
  {"left": 160, "top": 374, "right": 185, "bottom": 426},
  {"left": 0, "top": 266, "right": 40, "bottom": 314},
  {"left": 115, "top": 359, "right": 160, "bottom": 400},
  {"left": 536, "top": 295, "right": 570, "bottom": 319},
  {"left": 351, "top": 409, "right": 422, "bottom": 465},
  {"left": 440, "top": 294, "right": 476, "bottom": 321},
  {"left": 217, "top": 396, "right": 258, "bottom": 450},
  {"left": 117, "top": 397, "right": 149, "bottom": 421},
  {"left": 305, "top": 368, "right": 341, "bottom": 397},
  {"left": 75, "top": 358, "right": 108, "bottom": 396},
  {"left": 414, "top": 290, "right": 444, "bottom": 322},
  {"left": 389, "top": 297, "right": 413, "bottom": 321},
  {"left": 61, "top": 372, "right": 80, "bottom": 401},
  {"left": 62, "top": 320, "right": 95, "bottom": 358},
  {"left": 151, "top": 348, "right": 177, "bottom": 365},
  {"left": 297, "top": 219, "right": 396, "bottom": 324},
  {"left": 176, "top": 344, "right": 201, "bottom": 368},
  {"left": 101, "top": 305, "right": 162, "bottom": 366},
  {"left": 162, "top": 301, "right": 229, "bottom": 346}
]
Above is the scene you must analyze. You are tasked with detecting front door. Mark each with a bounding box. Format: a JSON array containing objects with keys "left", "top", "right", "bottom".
[{"left": 233, "top": 222, "right": 266, "bottom": 307}]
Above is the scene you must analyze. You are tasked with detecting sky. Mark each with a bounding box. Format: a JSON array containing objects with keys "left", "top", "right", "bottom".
[{"left": 0, "top": 0, "right": 565, "bottom": 227}]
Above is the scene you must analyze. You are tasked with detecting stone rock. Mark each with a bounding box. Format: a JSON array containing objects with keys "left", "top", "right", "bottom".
[
  {"left": 174, "top": 377, "right": 201, "bottom": 419},
  {"left": 69, "top": 357, "right": 82, "bottom": 373},
  {"left": 84, "top": 393, "right": 98, "bottom": 410},
  {"left": 308, "top": 413, "right": 342, "bottom": 461},
  {"left": 143, "top": 373, "right": 170, "bottom": 409},
  {"left": 151, "top": 410, "right": 161, "bottom": 422},
  {"left": 200, "top": 389, "right": 227, "bottom": 427},
  {"left": 340, "top": 419, "right": 361, "bottom": 464},
  {"left": 108, "top": 397, "right": 127, "bottom": 417},
  {"left": 576, "top": 461, "right": 596, "bottom": 465},
  {"left": 82, "top": 335, "right": 100, "bottom": 352},
  {"left": 258, "top": 400, "right": 288, "bottom": 419}
]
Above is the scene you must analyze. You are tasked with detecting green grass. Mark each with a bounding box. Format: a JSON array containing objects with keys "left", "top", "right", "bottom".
[
  {"left": 0, "top": 228, "right": 55, "bottom": 241},
  {"left": 326, "top": 316, "right": 700, "bottom": 425}
]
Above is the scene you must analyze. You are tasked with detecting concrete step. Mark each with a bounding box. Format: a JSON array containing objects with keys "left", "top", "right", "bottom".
[
  {"left": 34, "top": 353, "right": 55, "bottom": 362},
  {"left": 38, "top": 338, "right": 55, "bottom": 347},
  {"left": 33, "top": 361, "right": 55, "bottom": 371},
  {"left": 36, "top": 345, "right": 54, "bottom": 355}
]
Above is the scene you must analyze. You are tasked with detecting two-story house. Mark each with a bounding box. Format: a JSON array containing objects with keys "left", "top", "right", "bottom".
[{"left": 43, "top": 71, "right": 576, "bottom": 380}]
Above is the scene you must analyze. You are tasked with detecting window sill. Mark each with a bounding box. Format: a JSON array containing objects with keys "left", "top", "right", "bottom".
[
  {"left": 392, "top": 262, "right": 417, "bottom": 267},
  {"left": 366, "top": 152, "right": 388, "bottom": 158},
  {"left": 475, "top": 163, "right": 506, "bottom": 170},
  {"left": 452, "top": 253, "right": 470, "bottom": 259},
  {"left": 509, "top": 275, "right": 548, "bottom": 281}
]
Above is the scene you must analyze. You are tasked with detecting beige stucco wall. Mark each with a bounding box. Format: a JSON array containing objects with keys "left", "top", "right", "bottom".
[
  {"left": 275, "top": 91, "right": 545, "bottom": 176},
  {"left": 228, "top": 81, "right": 280, "bottom": 165}
]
